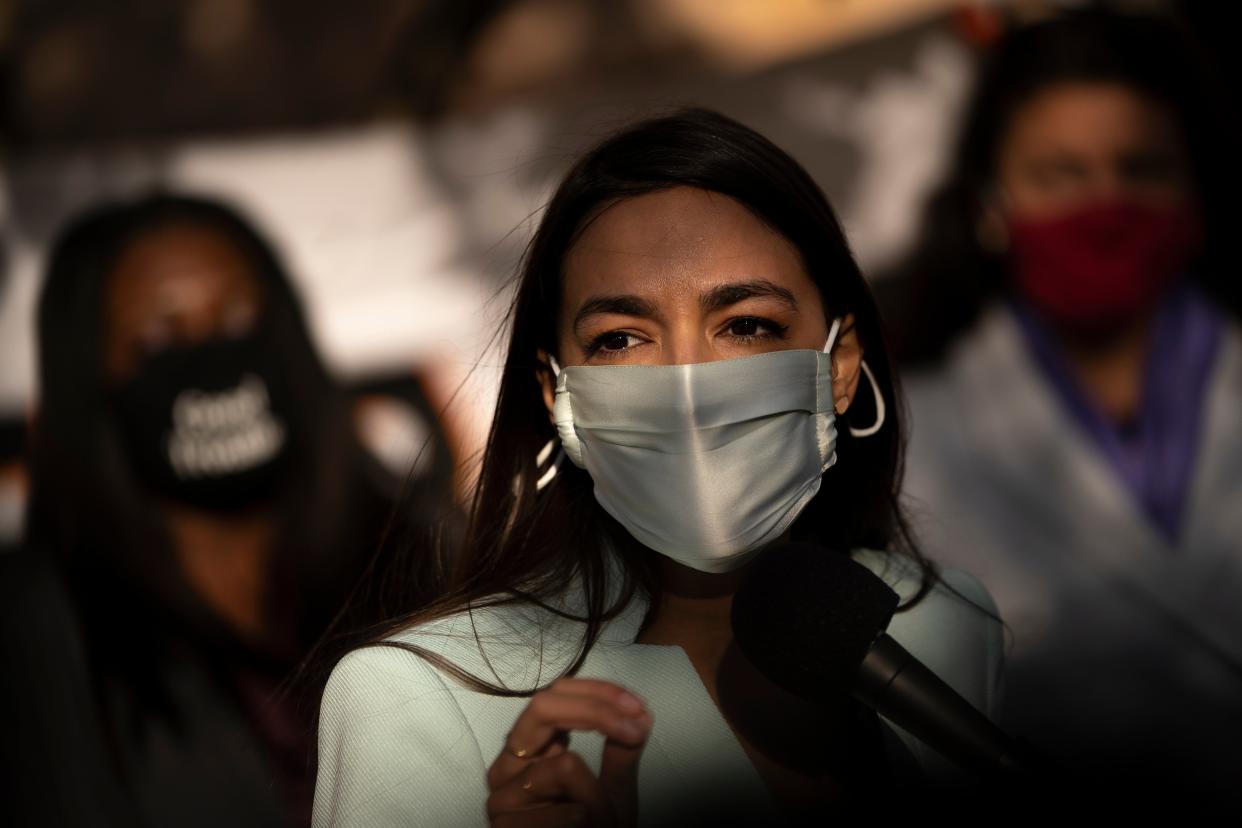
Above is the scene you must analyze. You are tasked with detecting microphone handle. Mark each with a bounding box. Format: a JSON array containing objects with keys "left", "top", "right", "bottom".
[{"left": 855, "top": 634, "right": 1031, "bottom": 777}]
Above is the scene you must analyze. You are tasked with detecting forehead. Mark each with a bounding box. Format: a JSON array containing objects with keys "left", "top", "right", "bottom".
[
  {"left": 561, "top": 187, "right": 815, "bottom": 309},
  {"left": 106, "top": 224, "right": 259, "bottom": 307},
  {"left": 1002, "top": 82, "right": 1182, "bottom": 158}
]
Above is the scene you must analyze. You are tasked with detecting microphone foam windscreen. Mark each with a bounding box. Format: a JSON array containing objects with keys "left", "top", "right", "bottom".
[{"left": 731, "top": 543, "right": 900, "bottom": 699}]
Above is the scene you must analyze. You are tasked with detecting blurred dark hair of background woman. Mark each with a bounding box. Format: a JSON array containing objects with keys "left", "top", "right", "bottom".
[{"left": 3, "top": 193, "right": 449, "bottom": 827}]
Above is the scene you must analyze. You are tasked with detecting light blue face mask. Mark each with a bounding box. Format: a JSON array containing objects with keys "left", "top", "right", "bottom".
[{"left": 545, "top": 317, "right": 885, "bottom": 573}]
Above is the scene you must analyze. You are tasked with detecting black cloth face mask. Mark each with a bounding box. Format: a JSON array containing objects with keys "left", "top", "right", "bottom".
[{"left": 111, "top": 334, "right": 293, "bottom": 512}]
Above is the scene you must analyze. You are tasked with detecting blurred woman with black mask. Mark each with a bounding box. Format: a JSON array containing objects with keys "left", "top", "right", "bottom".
[{"left": 7, "top": 194, "right": 449, "bottom": 826}]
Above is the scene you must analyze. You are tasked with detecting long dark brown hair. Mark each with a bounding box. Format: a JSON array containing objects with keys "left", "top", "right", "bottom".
[{"left": 338, "top": 107, "right": 938, "bottom": 696}]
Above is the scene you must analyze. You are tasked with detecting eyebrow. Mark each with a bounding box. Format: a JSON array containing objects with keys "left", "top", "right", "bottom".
[
  {"left": 571, "top": 279, "right": 799, "bottom": 335},
  {"left": 572, "top": 295, "right": 659, "bottom": 334},
  {"left": 700, "top": 280, "right": 798, "bottom": 314}
]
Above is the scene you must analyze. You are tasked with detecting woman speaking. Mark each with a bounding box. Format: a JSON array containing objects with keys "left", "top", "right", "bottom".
[{"left": 313, "top": 109, "right": 1002, "bottom": 826}]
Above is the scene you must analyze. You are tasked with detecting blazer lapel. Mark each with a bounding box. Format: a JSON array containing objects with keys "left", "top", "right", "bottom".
[{"left": 583, "top": 627, "right": 774, "bottom": 825}]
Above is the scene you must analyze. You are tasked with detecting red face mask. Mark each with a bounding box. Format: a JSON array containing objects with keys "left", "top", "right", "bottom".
[{"left": 1007, "top": 200, "right": 1202, "bottom": 330}]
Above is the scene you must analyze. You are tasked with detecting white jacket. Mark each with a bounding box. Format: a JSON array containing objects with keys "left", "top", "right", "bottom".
[{"left": 313, "top": 550, "right": 1002, "bottom": 827}]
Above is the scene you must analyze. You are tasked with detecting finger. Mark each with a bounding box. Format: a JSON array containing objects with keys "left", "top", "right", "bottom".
[
  {"left": 491, "top": 803, "right": 590, "bottom": 828},
  {"left": 489, "top": 730, "right": 566, "bottom": 791},
  {"left": 599, "top": 709, "right": 652, "bottom": 826},
  {"left": 546, "top": 678, "right": 646, "bottom": 714},
  {"left": 505, "top": 691, "right": 646, "bottom": 760},
  {"left": 487, "top": 752, "right": 607, "bottom": 818},
  {"left": 496, "top": 730, "right": 568, "bottom": 778},
  {"left": 489, "top": 683, "right": 648, "bottom": 790}
]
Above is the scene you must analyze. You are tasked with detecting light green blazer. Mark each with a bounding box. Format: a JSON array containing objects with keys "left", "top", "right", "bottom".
[{"left": 313, "top": 551, "right": 1003, "bottom": 827}]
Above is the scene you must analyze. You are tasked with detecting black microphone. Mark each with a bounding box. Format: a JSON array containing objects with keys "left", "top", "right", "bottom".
[{"left": 730, "top": 542, "right": 1034, "bottom": 778}]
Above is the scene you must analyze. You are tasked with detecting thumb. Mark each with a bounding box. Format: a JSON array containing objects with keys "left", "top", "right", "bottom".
[{"left": 598, "top": 710, "right": 651, "bottom": 827}]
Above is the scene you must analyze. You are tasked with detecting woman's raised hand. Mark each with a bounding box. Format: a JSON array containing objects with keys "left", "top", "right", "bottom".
[{"left": 486, "top": 677, "right": 652, "bottom": 827}]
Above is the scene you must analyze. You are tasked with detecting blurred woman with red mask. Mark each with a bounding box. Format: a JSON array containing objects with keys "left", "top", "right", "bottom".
[{"left": 881, "top": 8, "right": 1242, "bottom": 804}]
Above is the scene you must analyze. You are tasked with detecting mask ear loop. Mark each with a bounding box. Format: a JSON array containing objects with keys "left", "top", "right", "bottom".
[
  {"left": 536, "top": 354, "right": 565, "bottom": 491},
  {"left": 822, "top": 318, "right": 842, "bottom": 354},
  {"left": 821, "top": 317, "right": 886, "bottom": 438}
]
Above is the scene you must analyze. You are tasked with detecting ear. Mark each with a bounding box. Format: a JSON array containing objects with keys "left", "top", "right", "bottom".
[
  {"left": 830, "top": 314, "right": 863, "bottom": 415},
  {"left": 536, "top": 349, "right": 557, "bottom": 424}
]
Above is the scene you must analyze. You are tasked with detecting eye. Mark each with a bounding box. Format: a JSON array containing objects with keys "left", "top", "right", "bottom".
[
  {"left": 585, "top": 330, "right": 645, "bottom": 358},
  {"left": 721, "top": 316, "right": 787, "bottom": 343},
  {"left": 599, "top": 332, "right": 638, "bottom": 351},
  {"left": 729, "top": 318, "right": 761, "bottom": 337},
  {"left": 1122, "top": 152, "right": 1178, "bottom": 185},
  {"left": 135, "top": 318, "right": 176, "bottom": 356},
  {"left": 1030, "top": 158, "right": 1087, "bottom": 191},
  {"left": 222, "top": 303, "right": 259, "bottom": 338}
]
